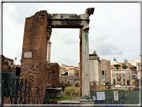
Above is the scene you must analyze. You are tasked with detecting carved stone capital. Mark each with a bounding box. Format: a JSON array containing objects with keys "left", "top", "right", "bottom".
[
  {"left": 46, "top": 26, "right": 52, "bottom": 40},
  {"left": 83, "top": 24, "right": 89, "bottom": 32},
  {"left": 85, "top": 8, "right": 95, "bottom": 16},
  {"left": 48, "top": 41, "right": 52, "bottom": 46},
  {"left": 46, "top": 32, "right": 51, "bottom": 40}
]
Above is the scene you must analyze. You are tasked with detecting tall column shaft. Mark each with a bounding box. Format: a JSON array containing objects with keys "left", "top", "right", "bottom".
[
  {"left": 47, "top": 41, "right": 52, "bottom": 63},
  {"left": 46, "top": 26, "right": 52, "bottom": 63},
  {"left": 81, "top": 27, "right": 90, "bottom": 97},
  {"left": 79, "top": 29, "right": 82, "bottom": 96}
]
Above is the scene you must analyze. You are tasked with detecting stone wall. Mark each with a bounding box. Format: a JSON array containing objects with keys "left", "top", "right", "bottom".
[
  {"left": 59, "top": 75, "right": 69, "bottom": 84},
  {"left": 20, "top": 10, "right": 48, "bottom": 103},
  {"left": 46, "top": 63, "right": 59, "bottom": 88},
  {"left": 1, "top": 55, "right": 16, "bottom": 72},
  {"left": 59, "top": 76, "right": 79, "bottom": 86}
]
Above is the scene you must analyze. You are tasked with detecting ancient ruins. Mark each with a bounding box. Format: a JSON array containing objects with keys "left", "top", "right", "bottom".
[{"left": 20, "top": 8, "right": 94, "bottom": 102}]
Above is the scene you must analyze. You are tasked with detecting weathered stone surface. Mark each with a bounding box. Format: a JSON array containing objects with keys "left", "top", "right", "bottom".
[
  {"left": 48, "top": 8, "right": 94, "bottom": 28},
  {"left": 24, "top": 52, "right": 32, "bottom": 58},
  {"left": 20, "top": 10, "right": 48, "bottom": 103},
  {"left": 85, "top": 8, "right": 94, "bottom": 16},
  {"left": 48, "top": 20, "right": 89, "bottom": 28},
  {"left": 19, "top": 7, "right": 94, "bottom": 103},
  {"left": 46, "top": 63, "right": 59, "bottom": 88},
  {"left": 81, "top": 28, "right": 90, "bottom": 97}
]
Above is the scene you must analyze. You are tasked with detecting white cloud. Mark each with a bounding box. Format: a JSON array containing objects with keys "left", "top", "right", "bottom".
[{"left": 2, "top": 3, "right": 140, "bottom": 66}]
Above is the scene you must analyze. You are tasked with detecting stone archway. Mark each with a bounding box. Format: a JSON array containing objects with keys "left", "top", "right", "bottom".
[{"left": 20, "top": 8, "right": 94, "bottom": 102}]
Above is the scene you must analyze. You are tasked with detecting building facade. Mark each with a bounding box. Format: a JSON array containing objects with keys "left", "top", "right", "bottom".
[
  {"left": 128, "top": 56, "right": 141, "bottom": 66},
  {"left": 111, "top": 68, "right": 132, "bottom": 85},
  {"left": 101, "top": 59, "right": 111, "bottom": 83},
  {"left": 60, "top": 64, "right": 79, "bottom": 76}
]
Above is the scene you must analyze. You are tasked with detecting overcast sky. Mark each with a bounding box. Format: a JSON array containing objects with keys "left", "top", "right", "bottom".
[{"left": 2, "top": 2, "right": 141, "bottom": 66}]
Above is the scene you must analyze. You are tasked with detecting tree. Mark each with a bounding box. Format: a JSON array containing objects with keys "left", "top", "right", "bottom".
[
  {"left": 61, "top": 72, "right": 68, "bottom": 76},
  {"left": 114, "top": 64, "right": 121, "bottom": 69},
  {"left": 130, "top": 66, "right": 137, "bottom": 69},
  {"left": 64, "top": 72, "right": 68, "bottom": 75},
  {"left": 122, "top": 65, "right": 128, "bottom": 69}
]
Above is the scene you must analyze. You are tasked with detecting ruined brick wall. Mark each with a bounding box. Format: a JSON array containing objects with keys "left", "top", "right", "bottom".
[
  {"left": 59, "top": 75, "right": 69, "bottom": 84},
  {"left": 20, "top": 10, "right": 48, "bottom": 103},
  {"left": 47, "top": 63, "right": 59, "bottom": 88},
  {"left": 1, "top": 55, "right": 16, "bottom": 72},
  {"left": 59, "top": 76, "right": 79, "bottom": 86}
]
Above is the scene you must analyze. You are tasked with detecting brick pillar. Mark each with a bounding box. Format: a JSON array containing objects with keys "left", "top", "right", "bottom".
[
  {"left": 46, "top": 63, "right": 59, "bottom": 88},
  {"left": 20, "top": 10, "right": 48, "bottom": 103}
]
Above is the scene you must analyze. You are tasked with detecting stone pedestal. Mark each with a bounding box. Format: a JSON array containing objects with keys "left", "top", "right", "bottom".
[{"left": 80, "top": 95, "right": 94, "bottom": 103}]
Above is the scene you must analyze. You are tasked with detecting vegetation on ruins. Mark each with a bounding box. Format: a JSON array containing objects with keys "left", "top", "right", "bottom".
[
  {"left": 122, "top": 65, "right": 128, "bottom": 69},
  {"left": 75, "top": 82, "right": 80, "bottom": 87},
  {"left": 130, "top": 66, "right": 137, "bottom": 69},
  {"left": 64, "top": 86, "right": 80, "bottom": 96},
  {"left": 59, "top": 82, "right": 71, "bottom": 92},
  {"left": 61, "top": 72, "right": 68, "bottom": 76},
  {"left": 114, "top": 64, "right": 121, "bottom": 69}
]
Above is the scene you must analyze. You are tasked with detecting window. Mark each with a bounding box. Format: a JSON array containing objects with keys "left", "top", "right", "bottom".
[{"left": 102, "top": 71, "right": 104, "bottom": 75}]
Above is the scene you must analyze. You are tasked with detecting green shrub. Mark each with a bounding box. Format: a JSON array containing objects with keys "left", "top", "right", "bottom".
[
  {"left": 75, "top": 82, "right": 80, "bottom": 87},
  {"left": 59, "top": 82, "right": 71, "bottom": 92}
]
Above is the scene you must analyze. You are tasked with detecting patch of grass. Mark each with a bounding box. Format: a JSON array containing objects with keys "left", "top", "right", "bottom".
[
  {"left": 49, "top": 96, "right": 72, "bottom": 101},
  {"left": 64, "top": 86, "right": 80, "bottom": 96}
]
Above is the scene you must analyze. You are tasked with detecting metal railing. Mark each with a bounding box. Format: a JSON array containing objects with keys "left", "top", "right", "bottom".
[{"left": 1, "top": 78, "right": 57, "bottom": 106}]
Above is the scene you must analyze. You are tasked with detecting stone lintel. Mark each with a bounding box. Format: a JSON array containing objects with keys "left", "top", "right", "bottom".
[
  {"left": 48, "top": 14, "right": 90, "bottom": 28},
  {"left": 48, "top": 14, "right": 89, "bottom": 20}
]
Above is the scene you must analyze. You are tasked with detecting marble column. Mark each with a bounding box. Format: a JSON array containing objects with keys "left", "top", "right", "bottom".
[
  {"left": 81, "top": 25, "right": 90, "bottom": 97},
  {"left": 47, "top": 41, "right": 52, "bottom": 63},
  {"left": 46, "top": 26, "right": 52, "bottom": 63},
  {"left": 79, "top": 29, "right": 82, "bottom": 96},
  {"left": 46, "top": 26, "right": 52, "bottom": 86}
]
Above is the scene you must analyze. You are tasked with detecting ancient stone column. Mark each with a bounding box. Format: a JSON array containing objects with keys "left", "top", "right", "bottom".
[
  {"left": 79, "top": 29, "right": 82, "bottom": 96},
  {"left": 47, "top": 41, "right": 52, "bottom": 63},
  {"left": 46, "top": 26, "right": 52, "bottom": 63},
  {"left": 81, "top": 25, "right": 90, "bottom": 97},
  {"left": 79, "top": 8, "right": 94, "bottom": 98}
]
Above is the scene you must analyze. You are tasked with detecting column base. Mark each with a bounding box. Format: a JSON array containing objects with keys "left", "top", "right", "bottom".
[{"left": 80, "top": 95, "right": 94, "bottom": 103}]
